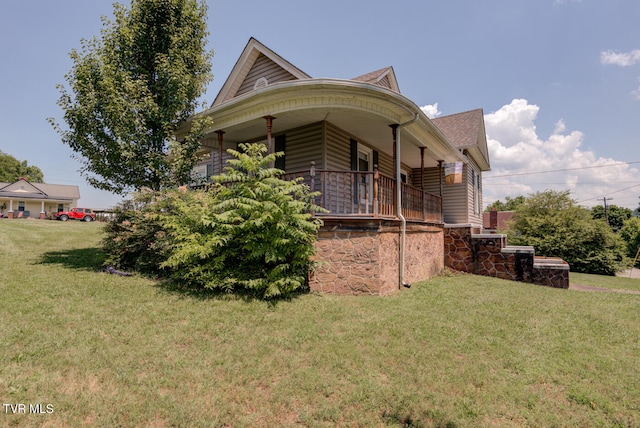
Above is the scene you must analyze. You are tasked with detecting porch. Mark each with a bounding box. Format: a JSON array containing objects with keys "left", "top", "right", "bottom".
[{"left": 284, "top": 165, "right": 442, "bottom": 223}]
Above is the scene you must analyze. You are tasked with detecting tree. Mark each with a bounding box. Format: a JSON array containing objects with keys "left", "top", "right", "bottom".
[
  {"left": 0, "top": 151, "right": 44, "bottom": 183},
  {"left": 591, "top": 204, "right": 632, "bottom": 232},
  {"left": 508, "top": 190, "right": 627, "bottom": 275},
  {"left": 485, "top": 195, "right": 525, "bottom": 212},
  {"left": 619, "top": 217, "right": 640, "bottom": 267},
  {"left": 50, "top": 0, "right": 212, "bottom": 194}
]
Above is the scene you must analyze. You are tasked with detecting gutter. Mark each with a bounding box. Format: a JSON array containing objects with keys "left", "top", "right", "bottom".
[{"left": 396, "top": 113, "right": 419, "bottom": 290}]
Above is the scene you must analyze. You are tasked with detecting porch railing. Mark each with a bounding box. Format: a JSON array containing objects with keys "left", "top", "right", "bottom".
[{"left": 282, "top": 165, "right": 442, "bottom": 223}]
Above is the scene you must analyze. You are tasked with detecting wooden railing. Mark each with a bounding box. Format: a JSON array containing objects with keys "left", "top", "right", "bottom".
[{"left": 282, "top": 165, "right": 442, "bottom": 222}]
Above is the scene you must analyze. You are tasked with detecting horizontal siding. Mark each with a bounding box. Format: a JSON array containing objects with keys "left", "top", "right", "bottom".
[
  {"left": 466, "top": 159, "right": 483, "bottom": 225},
  {"left": 194, "top": 149, "right": 236, "bottom": 178},
  {"left": 277, "top": 122, "right": 324, "bottom": 172},
  {"left": 325, "top": 123, "right": 351, "bottom": 171},
  {"left": 443, "top": 174, "right": 468, "bottom": 224},
  {"left": 324, "top": 121, "right": 402, "bottom": 178},
  {"left": 411, "top": 167, "right": 440, "bottom": 195},
  {"left": 236, "top": 54, "right": 297, "bottom": 97},
  {"left": 412, "top": 165, "right": 467, "bottom": 224}
]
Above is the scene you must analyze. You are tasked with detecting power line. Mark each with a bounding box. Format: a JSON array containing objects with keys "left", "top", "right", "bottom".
[
  {"left": 577, "top": 183, "right": 640, "bottom": 204},
  {"left": 484, "top": 160, "right": 640, "bottom": 179}
]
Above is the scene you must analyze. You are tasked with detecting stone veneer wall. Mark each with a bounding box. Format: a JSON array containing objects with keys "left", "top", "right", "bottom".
[
  {"left": 444, "top": 225, "right": 482, "bottom": 273},
  {"left": 444, "top": 226, "right": 569, "bottom": 289},
  {"left": 309, "top": 219, "right": 444, "bottom": 295}
]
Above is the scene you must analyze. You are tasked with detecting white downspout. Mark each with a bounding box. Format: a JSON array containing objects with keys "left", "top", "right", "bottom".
[{"left": 397, "top": 113, "right": 419, "bottom": 289}]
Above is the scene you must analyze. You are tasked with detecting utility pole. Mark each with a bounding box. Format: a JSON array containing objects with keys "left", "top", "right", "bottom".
[{"left": 597, "top": 197, "right": 613, "bottom": 225}]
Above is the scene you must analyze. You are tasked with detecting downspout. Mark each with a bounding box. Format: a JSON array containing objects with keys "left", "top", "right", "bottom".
[{"left": 396, "top": 113, "right": 419, "bottom": 289}]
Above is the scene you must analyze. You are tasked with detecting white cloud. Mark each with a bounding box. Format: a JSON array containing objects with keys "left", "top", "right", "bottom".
[
  {"left": 421, "top": 103, "right": 441, "bottom": 118},
  {"left": 600, "top": 49, "right": 640, "bottom": 67},
  {"left": 482, "top": 99, "right": 640, "bottom": 208}
]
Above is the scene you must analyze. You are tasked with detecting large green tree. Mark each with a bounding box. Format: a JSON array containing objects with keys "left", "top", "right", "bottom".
[
  {"left": 508, "top": 190, "right": 627, "bottom": 275},
  {"left": 485, "top": 195, "right": 525, "bottom": 212},
  {"left": 0, "top": 151, "right": 44, "bottom": 183},
  {"left": 50, "top": 0, "right": 212, "bottom": 194},
  {"left": 591, "top": 204, "right": 633, "bottom": 232},
  {"left": 619, "top": 217, "right": 640, "bottom": 267}
]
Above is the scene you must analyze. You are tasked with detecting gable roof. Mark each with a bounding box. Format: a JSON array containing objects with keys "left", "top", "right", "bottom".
[
  {"left": 0, "top": 178, "right": 80, "bottom": 200},
  {"left": 431, "top": 109, "right": 490, "bottom": 171},
  {"left": 212, "top": 37, "right": 311, "bottom": 107},
  {"left": 213, "top": 38, "right": 403, "bottom": 108},
  {"left": 352, "top": 66, "right": 400, "bottom": 93}
]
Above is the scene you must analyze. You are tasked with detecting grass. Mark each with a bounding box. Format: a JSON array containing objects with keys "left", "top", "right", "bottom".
[
  {"left": 1, "top": 219, "right": 639, "bottom": 427},
  {"left": 570, "top": 271, "right": 640, "bottom": 292}
]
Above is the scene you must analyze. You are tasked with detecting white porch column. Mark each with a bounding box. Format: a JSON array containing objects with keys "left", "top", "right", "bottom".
[
  {"left": 40, "top": 200, "right": 45, "bottom": 220},
  {"left": 8, "top": 199, "right": 13, "bottom": 218}
]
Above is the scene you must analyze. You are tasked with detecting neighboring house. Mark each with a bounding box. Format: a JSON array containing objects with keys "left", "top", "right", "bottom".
[
  {"left": 482, "top": 210, "right": 515, "bottom": 231},
  {"left": 0, "top": 178, "right": 80, "bottom": 219},
  {"left": 185, "top": 38, "right": 492, "bottom": 294}
]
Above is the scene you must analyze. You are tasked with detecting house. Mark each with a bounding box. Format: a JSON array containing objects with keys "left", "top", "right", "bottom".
[
  {"left": 482, "top": 209, "right": 515, "bottom": 231},
  {"left": 0, "top": 178, "right": 80, "bottom": 219},
  {"left": 186, "top": 38, "right": 492, "bottom": 295}
]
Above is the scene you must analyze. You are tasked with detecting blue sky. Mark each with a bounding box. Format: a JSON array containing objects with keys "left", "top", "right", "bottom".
[{"left": 1, "top": 0, "right": 639, "bottom": 209}]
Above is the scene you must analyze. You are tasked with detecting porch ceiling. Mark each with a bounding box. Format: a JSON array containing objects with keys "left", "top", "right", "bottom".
[{"left": 196, "top": 79, "right": 464, "bottom": 169}]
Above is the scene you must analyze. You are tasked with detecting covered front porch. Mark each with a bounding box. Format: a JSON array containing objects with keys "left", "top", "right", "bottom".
[
  {"left": 190, "top": 80, "right": 465, "bottom": 225},
  {"left": 283, "top": 165, "right": 442, "bottom": 223}
]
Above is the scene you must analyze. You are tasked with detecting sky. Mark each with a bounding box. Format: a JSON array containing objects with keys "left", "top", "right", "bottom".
[{"left": 1, "top": 0, "right": 639, "bottom": 210}]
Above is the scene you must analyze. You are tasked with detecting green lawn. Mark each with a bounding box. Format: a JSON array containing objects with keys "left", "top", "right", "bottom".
[
  {"left": 570, "top": 271, "right": 640, "bottom": 292},
  {"left": 1, "top": 220, "right": 639, "bottom": 427}
]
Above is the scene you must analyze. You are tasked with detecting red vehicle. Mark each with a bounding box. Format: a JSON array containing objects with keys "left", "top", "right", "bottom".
[{"left": 54, "top": 207, "right": 95, "bottom": 222}]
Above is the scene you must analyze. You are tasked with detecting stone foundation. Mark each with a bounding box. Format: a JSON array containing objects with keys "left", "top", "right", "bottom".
[
  {"left": 309, "top": 219, "right": 444, "bottom": 295},
  {"left": 444, "top": 226, "right": 569, "bottom": 289}
]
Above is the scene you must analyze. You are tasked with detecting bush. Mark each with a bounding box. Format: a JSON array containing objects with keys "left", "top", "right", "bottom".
[
  {"left": 101, "top": 191, "right": 173, "bottom": 275},
  {"left": 619, "top": 217, "right": 640, "bottom": 267},
  {"left": 103, "top": 143, "right": 325, "bottom": 298},
  {"left": 508, "top": 190, "right": 627, "bottom": 275}
]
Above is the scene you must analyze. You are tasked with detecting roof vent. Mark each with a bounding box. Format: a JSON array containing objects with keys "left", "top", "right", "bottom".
[{"left": 254, "top": 77, "right": 268, "bottom": 90}]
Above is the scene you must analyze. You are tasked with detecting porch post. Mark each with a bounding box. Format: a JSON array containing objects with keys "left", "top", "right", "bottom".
[
  {"left": 438, "top": 160, "right": 444, "bottom": 218},
  {"left": 263, "top": 115, "right": 275, "bottom": 168},
  {"left": 420, "top": 147, "right": 425, "bottom": 220},
  {"left": 215, "top": 130, "right": 225, "bottom": 174},
  {"left": 40, "top": 200, "right": 45, "bottom": 220},
  {"left": 420, "top": 148, "right": 425, "bottom": 191},
  {"left": 373, "top": 164, "right": 379, "bottom": 217},
  {"left": 438, "top": 160, "right": 444, "bottom": 198},
  {"left": 8, "top": 199, "right": 13, "bottom": 218},
  {"left": 390, "top": 124, "right": 399, "bottom": 215},
  {"left": 309, "top": 161, "right": 316, "bottom": 209}
]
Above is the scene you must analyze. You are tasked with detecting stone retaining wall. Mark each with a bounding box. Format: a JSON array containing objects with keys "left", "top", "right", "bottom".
[
  {"left": 309, "top": 219, "right": 443, "bottom": 295},
  {"left": 444, "top": 226, "right": 569, "bottom": 289}
]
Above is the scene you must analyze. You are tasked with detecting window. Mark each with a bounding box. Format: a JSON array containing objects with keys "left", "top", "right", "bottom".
[
  {"left": 191, "top": 164, "right": 208, "bottom": 184},
  {"left": 471, "top": 169, "right": 480, "bottom": 214},
  {"left": 18, "top": 201, "right": 25, "bottom": 212},
  {"left": 400, "top": 168, "right": 409, "bottom": 184}
]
